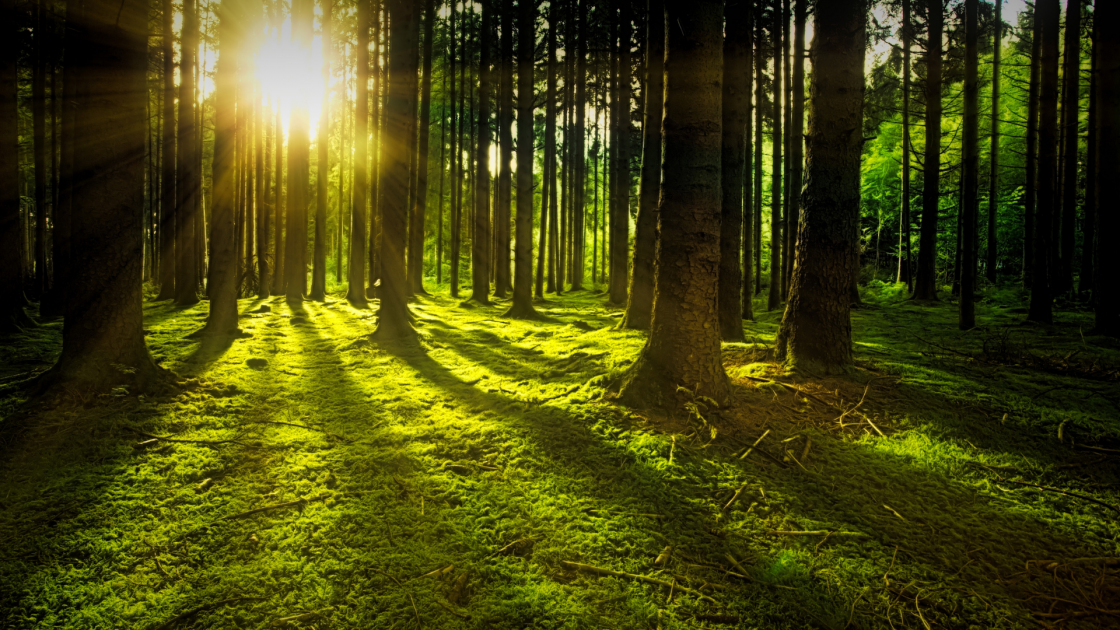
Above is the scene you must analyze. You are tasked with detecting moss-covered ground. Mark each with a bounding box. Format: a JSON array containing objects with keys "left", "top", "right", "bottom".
[{"left": 0, "top": 282, "right": 1118, "bottom": 629}]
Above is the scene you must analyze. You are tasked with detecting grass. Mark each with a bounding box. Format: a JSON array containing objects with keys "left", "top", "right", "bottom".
[{"left": 0, "top": 280, "right": 1117, "bottom": 629}]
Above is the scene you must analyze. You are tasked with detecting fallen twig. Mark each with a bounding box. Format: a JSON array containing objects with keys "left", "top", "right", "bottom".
[
  {"left": 245, "top": 420, "right": 349, "bottom": 441},
  {"left": 222, "top": 495, "right": 329, "bottom": 521},
  {"left": 722, "top": 486, "right": 748, "bottom": 513},
  {"left": 737, "top": 429, "right": 771, "bottom": 461},
  {"left": 153, "top": 596, "right": 264, "bottom": 630},
  {"left": 130, "top": 429, "right": 243, "bottom": 448},
  {"left": 997, "top": 477, "right": 1120, "bottom": 514},
  {"left": 561, "top": 561, "right": 718, "bottom": 603},
  {"left": 769, "top": 530, "right": 868, "bottom": 537}
]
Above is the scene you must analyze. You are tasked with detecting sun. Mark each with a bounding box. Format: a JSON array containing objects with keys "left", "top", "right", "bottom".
[{"left": 254, "top": 17, "right": 326, "bottom": 139}]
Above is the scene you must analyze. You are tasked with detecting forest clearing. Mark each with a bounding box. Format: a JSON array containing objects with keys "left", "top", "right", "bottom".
[{"left": 1, "top": 287, "right": 1117, "bottom": 629}]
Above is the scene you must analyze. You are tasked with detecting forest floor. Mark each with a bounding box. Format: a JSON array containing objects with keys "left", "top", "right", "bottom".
[{"left": 0, "top": 282, "right": 1118, "bottom": 630}]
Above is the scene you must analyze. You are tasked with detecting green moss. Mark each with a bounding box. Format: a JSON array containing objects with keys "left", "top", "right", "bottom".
[{"left": 0, "top": 283, "right": 1117, "bottom": 629}]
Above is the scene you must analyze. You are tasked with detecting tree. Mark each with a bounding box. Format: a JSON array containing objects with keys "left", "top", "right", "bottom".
[
  {"left": 43, "top": 0, "right": 168, "bottom": 391},
  {"left": 310, "top": 0, "right": 333, "bottom": 301},
  {"left": 1023, "top": 6, "right": 1040, "bottom": 287},
  {"left": 374, "top": 0, "right": 419, "bottom": 338},
  {"left": 1055, "top": 0, "right": 1079, "bottom": 295},
  {"left": 767, "top": 0, "right": 783, "bottom": 312},
  {"left": 619, "top": 0, "right": 662, "bottom": 330},
  {"left": 789, "top": 0, "right": 805, "bottom": 288},
  {"left": 286, "top": 0, "right": 314, "bottom": 301},
  {"left": 0, "top": 0, "right": 31, "bottom": 331},
  {"left": 1096, "top": 0, "right": 1120, "bottom": 335},
  {"left": 32, "top": 0, "right": 49, "bottom": 300},
  {"left": 608, "top": 0, "right": 631, "bottom": 305},
  {"left": 960, "top": 0, "right": 979, "bottom": 330},
  {"left": 986, "top": 0, "right": 1001, "bottom": 284},
  {"left": 912, "top": 0, "right": 942, "bottom": 301},
  {"left": 718, "top": 0, "right": 749, "bottom": 342},
  {"left": 741, "top": 2, "right": 755, "bottom": 321},
  {"left": 775, "top": 0, "right": 866, "bottom": 373},
  {"left": 177, "top": 0, "right": 201, "bottom": 306},
  {"left": 505, "top": 0, "right": 538, "bottom": 319},
  {"left": 494, "top": 0, "right": 514, "bottom": 298},
  {"left": 348, "top": 0, "right": 371, "bottom": 304},
  {"left": 470, "top": 0, "right": 493, "bottom": 304},
  {"left": 409, "top": 0, "right": 436, "bottom": 296},
  {"left": 1081, "top": 6, "right": 1097, "bottom": 296},
  {"left": 618, "top": 0, "right": 728, "bottom": 407},
  {"left": 1028, "top": 0, "right": 1059, "bottom": 324},
  {"left": 156, "top": 0, "right": 177, "bottom": 301},
  {"left": 899, "top": 0, "right": 912, "bottom": 289},
  {"left": 543, "top": 0, "right": 558, "bottom": 294},
  {"left": 569, "top": 0, "right": 587, "bottom": 291}
]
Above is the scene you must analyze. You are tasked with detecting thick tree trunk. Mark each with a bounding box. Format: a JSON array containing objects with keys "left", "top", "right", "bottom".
[
  {"left": 960, "top": 0, "right": 979, "bottom": 330},
  {"left": 286, "top": 0, "right": 314, "bottom": 301},
  {"left": 409, "top": 0, "right": 436, "bottom": 296},
  {"left": 310, "top": 0, "right": 332, "bottom": 301},
  {"left": 176, "top": 0, "right": 201, "bottom": 305},
  {"left": 1023, "top": 8, "right": 1040, "bottom": 288},
  {"left": 1095, "top": 0, "right": 1120, "bottom": 335},
  {"left": 0, "top": 0, "right": 31, "bottom": 330},
  {"left": 718, "top": 0, "right": 748, "bottom": 342},
  {"left": 45, "top": 0, "right": 168, "bottom": 391},
  {"left": 775, "top": 0, "right": 865, "bottom": 374},
  {"left": 156, "top": 0, "right": 176, "bottom": 300},
  {"left": 1028, "top": 0, "right": 1059, "bottom": 324},
  {"left": 618, "top": 0, "right": 727, "bottom": 408},
  {"left": 912, "top": 0, "right": 942, "bottom": 301},
  {"left": 505, "top": 0, "right": 538, "bottom": 318},
  {"left": 619, "top": 0, "right": 662, "bottom": 329},
  {"left": 741, "top": 5, "right": 754, "bottom": 321},
  {"left": 374, "top": 0, "right": 419, "bottom": 338},
  {"left": 985, "top": 0, "right": 1001, "bottom": 284},
  {"left": 348, "top": 0, "right": 370, "bottom": 304},
  {"left": 789, "top": 0, "right": 805, "bottom": 289},
  {"left": 1056, "top": 0, "right": 1079, "bottom": 295},
  {"left": 608, "top": 0, "right": 631, "bottom": 305},
  {"left": 767, "top": 0, "right": 783, "bottom": 312},
  {"left": 494, "top": 0, "right": 514, "bottom": 297},
  {"left": 470, "top": 0, "right": 493, "bottom": 304}
]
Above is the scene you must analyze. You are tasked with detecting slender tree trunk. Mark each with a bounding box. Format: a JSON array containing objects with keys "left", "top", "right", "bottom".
[
  {"left": 1081, "top": 12, "right": 1097, "bottom": 297},
  {"left": 1055, "top": 0, "right": 1079, "bottom": 295},
  {"left": 754, "top": 2, "right": 763, "bottom": 295},
  {"left": 369, "top": 3, "right": 384, "bottom": 296},
  {"left": 1094, "top": 0, "right": 1119, "bottom": 335},
  {"left": 618, "top": 0, "right": 728, "bottom": 407},
  {"left": 506, "top": 0, "right": 538, "bottom": 318},
  {"left": 781, "top": 0, "right": 792, "bottom": 299},
  {"left": 571, "top": 0, "right": 587, "bottom": 291},
  {"left": 286, "top": 0, "right": 314, "bottom": 301},
  {"left": 470, "top": 0, "right": 493, "bottom": 304},
  {"left": 348, "top": 0, "right": 370, "bottom": 303},
  {"left": 1029, "top": 0, "right": 1059, "bottom": 323},
  {"left": 899, "top": 0, "right": 912, "bottom": 289},
  {"left": 718, "top": 0, "right": 748, "bottom": 342},
  {"left": 620, "top": 0, "right": 661, "bottom": 329},
  {"left": 46, "top": 0, "right": 167, "bottom": 390},
  {"left": 775, "top": 0, "right": 866, "bottom": 373},
  {"left": 310, "top": 0, "right": 332, "bottom": 300},
  {"left": 0, "top": 0, "right": 30, "bottom": 329},
  {"left": 450, "top": 3, "right": 464, "bottom": 297},
  {"left": 985, "top": 0, "right": 1001, "bottom": 283},
  {"left": 790, "top": 0, "right": 805, "bottom": 288},
  {"left": 960, "top": 0, "right": 979, "bottom": 330},
  {"left": 156, "top": 0, "right": 176, "bottom": 300},
  {"left": 272, "top": 101, "right": 286, "bottom": 295},
  {"left": 608, "top": 0, "right": 630, "bottom": 305},
  {"left": 544, "top": 0, "right": 558, "bottom": 295},
  {"left": 336, "top": 53, "right": 347, "bottom": 285},
  {"left": 175, "top": 0, "right": 201, "bottom": 305},
  {"left": 767, "top": 0, "right": 783, "bottom": 311},
  {"left": 494, "top": 0, "right": 514, "bottom": 297},
  {"left": 1024, "top": 7, "right": 1041, "bottom": 288},
  {"left": 409, "top": 0, "right": 435, "bottom": 296},
  {"left": 741, "top": 5, "right": 754, "bottom": 320},
  {"left": 264, "top": 98, "right": 274, "bottom": 293},
  {"left": 912, "top": 0, "right": 942, "bottom": 300},
  {"left": 32, "top": 0, "right": 49, "bottom": 300}
]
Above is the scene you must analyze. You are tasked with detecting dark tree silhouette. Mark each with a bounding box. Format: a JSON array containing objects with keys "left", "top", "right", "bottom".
[
  {"left": 718, "top": 0, "right": 749, "bottom": 342},
  {"left": 0, "top": 0, "right": 31, "bottom": 331},
  {"left": 912, "top": 0, "right": 942, "bottom": 301},
  {"left": 1096, "top": 0, "right": 1119, "bottom": 335},
  {"left": 1028, "top": 0, "right": 1059, "bottom": 324},
  {"left": 348, "top": 0, "right": 371, "bottom": 304},
  {"left": 505, "top": 0, "right": 538, "bottom": 319},
  {"left": 960, "top": 0, "right": 978, "bottom": 330}
]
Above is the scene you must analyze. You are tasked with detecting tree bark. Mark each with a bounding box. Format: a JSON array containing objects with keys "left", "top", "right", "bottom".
[
  {"left": 767, "top": 0, "right": 783, "bottom": 312},
  {"left": 912, "top": 0, "right": 942, "bottom": 301},
  {"left": 494, "top": 0, "right": 514, "bottom": 297},
  {"left": 608, "top": 0, "right": 631, "bottom": 305},
  {"left": 505, "top": 0, "right": 538, "bottom": 318},
  {"left": 741, "top": 4, "right": 754, "bottom": 321},
  {"left": 618, "top": 0, "right": 727, "bottom": 408},
  {"left": 32, "top": 0, "right": 49, "bottom": 301},
  {"left": 272, "top": 101, "right": 286, "bottom": 295},
  {"left": 409, "top": 0, "right": 436, "bottom": 296},
  {"left": 789, "top": 0, "right": 805, "bottom": 290},
  {"left": 619, "top": 0, "right": 662, "bottom": 329},
  {"left": 470, "top": 0, "right": 493, "bottom": 304},
  {"left": 985, "top": 0, "right": 1001, "bottom": 284},
  {"left": 175, "top": 0, "right": 201, "bottom": 305},
  {"left": 0, "top": 0, "right": 31, "bottom": 330},
  {"left": 544, "top": 0, "right": 558, "bottom": 295},
  {"left": 899, "top": 0, "right": 912, "bottom": 289},
  {"left": 1095, "top": 0, "right": 1120, "bottom": 335},
  {"left": 960, "top": 0, "right": 979, "bottom": 330},
  {"left": 754, "top": 2, "right": 763, "bottom": 296},
  {"left": 1055, "top": 0, "right": 1079, "bottom": 295},
  {"left": 348, "top": 0, "right": 371, "bottom": 304},
  {"left": 285, "top": 0, "right": 314, "bottom": 301},
  {"left": 1081, "top": 10, "right": 1097, "bottom": 297},
  {"left": 156, "top": 0, "right": 176, "bottom": 300},
  {"left": 1023, "top": 6, "right": 1040, "bottom": 288},
  {"left": 570, "top": 0, "right": 587, "bottom": 291},
  {"left": 310, "top": 0, "right": 332, "bottom": 301},
  {"left": 775, "top": 0, "right": 865, "bottom": 374},
  {"left": 718, "top": 0, "right": 748, "bottom": 342},
  {"left": 1028, "top": 0, "right": 1059, "bottom": 324}
]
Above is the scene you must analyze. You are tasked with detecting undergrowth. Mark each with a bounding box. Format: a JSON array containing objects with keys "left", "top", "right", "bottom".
[{"left": 0, "top": 282, "right": 1117, "bottom": 629}]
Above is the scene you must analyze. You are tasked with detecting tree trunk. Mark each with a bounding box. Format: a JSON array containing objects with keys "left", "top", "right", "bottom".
[
  {"left": 570, "top": 0, "right": 587, "bottom": 291},
  {"left": 789, "top": 0, "right": 805, "bottom": 289},
  {"left": 310, "top": 0, "right": 332, "bottom": 301},
  {"left": 1028, "top": 0, "right": 1059, "bottom": 324},
  {"left": 912, "top": 0, "right": 942, "bottom": 301},
  {"left": 0, "top": 0, "right": 31, "bottom": 329},
  {"left": 1081, "top": 11, "right": 1097, "bottom": 297},
  {"left": 32, "top": 0, "right": 49, "bottom": 301},
  {"left": 156, "top": 0, "right": 176, "bottom": 300},
  {"left": 450, "top": 3, "right": 464, "bottom": 298},
  {"left": 470, "top": 0, "right": 493, "bottom": 304},
  {"left": 960, "top": 0, "right": 979, "bottom": 330},
  {"left": 408, "top": 0, "right": 435, "bottom": 296},
  {"left": 1095, "top": 0, "right": 1119, "bottom": 335},
  {"left": 741, "top": 4, "right": 754, "bottom": 321},
  {"left": 272, "top": 101, "right": 286, "bottom": 295},
  {"left": 45, "top": 0, "right": 168, "bottom": 391},
  {"left": 494, "top": 0, "right": 514, "bottom": 297},
  {"left": 348, "top": 0, "right": 370, "bottom": 304},
  {"left": 718, "top": 0, "right": 748, "bottom": 342},
  {"left": 619, "top": 0, "right": 662, "bottom": 329},
  {"left": 608, "top": 0, "right": 630, "bottom": 305},
  {"left": 286, "top": 0, "right": 314, "bottom": 301},
  {"left": 369, "top": 3, "right": 384, "bottom": 297},
  {"left": 767, "top": 0, "right": 783, "bottom": 312},
  {"left": 781, "top": 0, "right": 793, "bottom": 299},
  {"left": 618, "top": 0, "right": 728, "bottom": 408},
  {"left": 754, "top": 2, "right": 763, "bottom": 295},
  {"left": 985, "top": 0, "right": 1001, "bottom": 284},
  {"left": 775, "top": 0, "right": 865, "bottom": 374},
  {"left": 174, "top": 0, "right": 200, "bottom": 305},
  {"left": 374, "top": 0, "right": 419, "bottom": 338},
  {"left": 1023, "top": 6, "right": 1040, "bottom": 288},
  {"left": 899, "top": 0, "right": 912, "bottom": 289},
  {"left": 1055, "top": 0, "right": 1079, "bottom": 295},
  {"left": 544, "top": 0, "right": 558, "bottom": 295},
  {"left": 506, "top": 0, "right": 538, "bottom": 318}
]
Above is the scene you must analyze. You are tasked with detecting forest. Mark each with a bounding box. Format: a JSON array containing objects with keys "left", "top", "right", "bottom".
[{"left": 1, "top": 0, "right": 1119, "bottom": 627}]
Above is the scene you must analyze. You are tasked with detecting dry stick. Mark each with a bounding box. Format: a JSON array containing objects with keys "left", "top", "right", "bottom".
[
  {"left": 722, "top": 486, "right": 748, "bottom": 512},
  {"left": 130, "top": 429, "right": 244, "bottom": 447},
  {"left": 153, "top": 596, "right": 264, "bottom": 630},
  {"left": 435, "top": 598, "right": 471, "bottom": 619},
  {"left": 408, "top": 593, "right": 421, "bottom": 628},
  {"left": 222, "top": 495, "right": 329, "bottom": 521},
  {"left": 245, "top": 420, "right": 349, "bottom": 441},
  {"left": 738, "top": 429, "right": 771, "bottom": 460},
  {"left": 770, "top": 530, "right": 868, "bottom": 537},
  {"left": 743, "top": 376, "right": 832, "bottom": 407},
  {"left": 561, "top": 561, "right": 718, "bottom": 603},
  {"left": 836, "top": 378, "right": 887, "bottom": 425},
  {"left": 997, "top": 477, "right": 1120, "bottom": 515}
]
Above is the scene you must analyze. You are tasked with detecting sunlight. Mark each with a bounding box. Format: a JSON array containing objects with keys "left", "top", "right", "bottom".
[{"left": 256, "top": 17, "right": 325, "bottom": 139}]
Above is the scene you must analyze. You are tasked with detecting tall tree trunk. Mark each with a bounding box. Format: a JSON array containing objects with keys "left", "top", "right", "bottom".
[
  {"left": 767, "top": 0, "right": 783, "bottom": 311},
  {"left": 156, "top": 0, "right": 176, "bottom": 301},
  {"left": 781, "top": 0, "right": 793, "bottom": 299},
  {"left": 348, "top": 0, "right": 370, "bottom": 303},
  {"left": 1056, "top": 0, "right": 1079, "bottom": 295},
  {"left": 286, "top": 0, "right": 314, "bottom": 301},
  {"left": 754, "top": 2, "right": 763, "bottom": 295},
  {"left": 775, "top": 0, "right": 866, "bottom": 373},
  {"left": 544, "top": 0, "right": 558, "bottom": 295},
  {"left": 0, "top": 0, "right": 31, "bottom": 329},
  {"left": 1095, "top": 0, "right": 1119, "bottom": 335},
  {"left": 718, "top": 0, "right": 748, "bottom": 342},
  {"left": 32, "top": 0, "right": 49, "bottom": 300},
  {"left": 494, "top": 0, "right": 514, "bottom": 297},
  {"left": 368, "top": 3, "right": 384, "bottom": 296},
  {"left": 176, "top": 0, "right": 200, "bottom": 305},
  {"left": 899, "top": 0, "right": 912, "bottom": 289},
  {"left": 409, "top": 0, "right": 435, "bottom": 295},
  {"left": 960, "top": 0, "right": 979, "bottom": 330},
  {"left": 608, "top": 0, "right": 630, "bottom": 305},
  {"left": 741, "top": 5, "right": 754, "bottom": 320},
  {"left": 570, "top": 0, "right": 587, "bottom": 291},
  {"left": 450, "top": 3, "right": 464, "bottom": 297},
  {"left": 470, "top": 0, "right": 493, "bottom": 304},
  {"left": 272, "top": 101, "right": 286, "bottom": 295},
  {"left": 264, "top": 98, "right": 274, "bottom": 293},
  {"left": 310, "top": 0, "right": 332, "bottom": 301},
  {"left": 618, "top": 0, "right": 728, "bottom": 407},
  {"left": 374, "top": 0, "right": 419, "bottom": 337},
  {"left": 1024, "top": 7, "right": 1041, "bottom": 288},
  {"left": 1029, "top": 0, "right": 1059, "bottom": 323},
  {"left": 45, "top": 0, "right": 167, "bottom": 390},
  {"left": 789, "top": 0, "right": 805, "bottom": 288},
  {"left": 1081, "top": 11, "right": 1097, "bottom": 297},
  {"left": 912, "top": 0, "right": 942, "bottom": 301},
  {"left": 986, "top": 0, "right": 1001, "bottom": 284},
  {"left": 619, "top": 0, "right": 662, "bottom": 329},
  {"left": 506, "top": 0, "right": 538, "bottom": 318}
]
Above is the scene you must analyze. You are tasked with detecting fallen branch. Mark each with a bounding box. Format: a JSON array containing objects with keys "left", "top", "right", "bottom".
[
  {"left": 742, "top": 376, "right": 832, "bottom": 408},
  {"left": 561, "top": 561, "right": 717, "bottom": 603},
  {"left": 245, "top": 420, "right": 349, "bottom": 441},
  {"left": 222, "top": 495, "right": 330, "bottom": 521},
  {"left": 130, "top": 429, "right": 243, "bottom": 448},
  {"left": 737, "top": 430, "right": 771, "bottom": 461},
  {"left": 997, "top": 478, "right": 1120, "bottom": 514}
]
